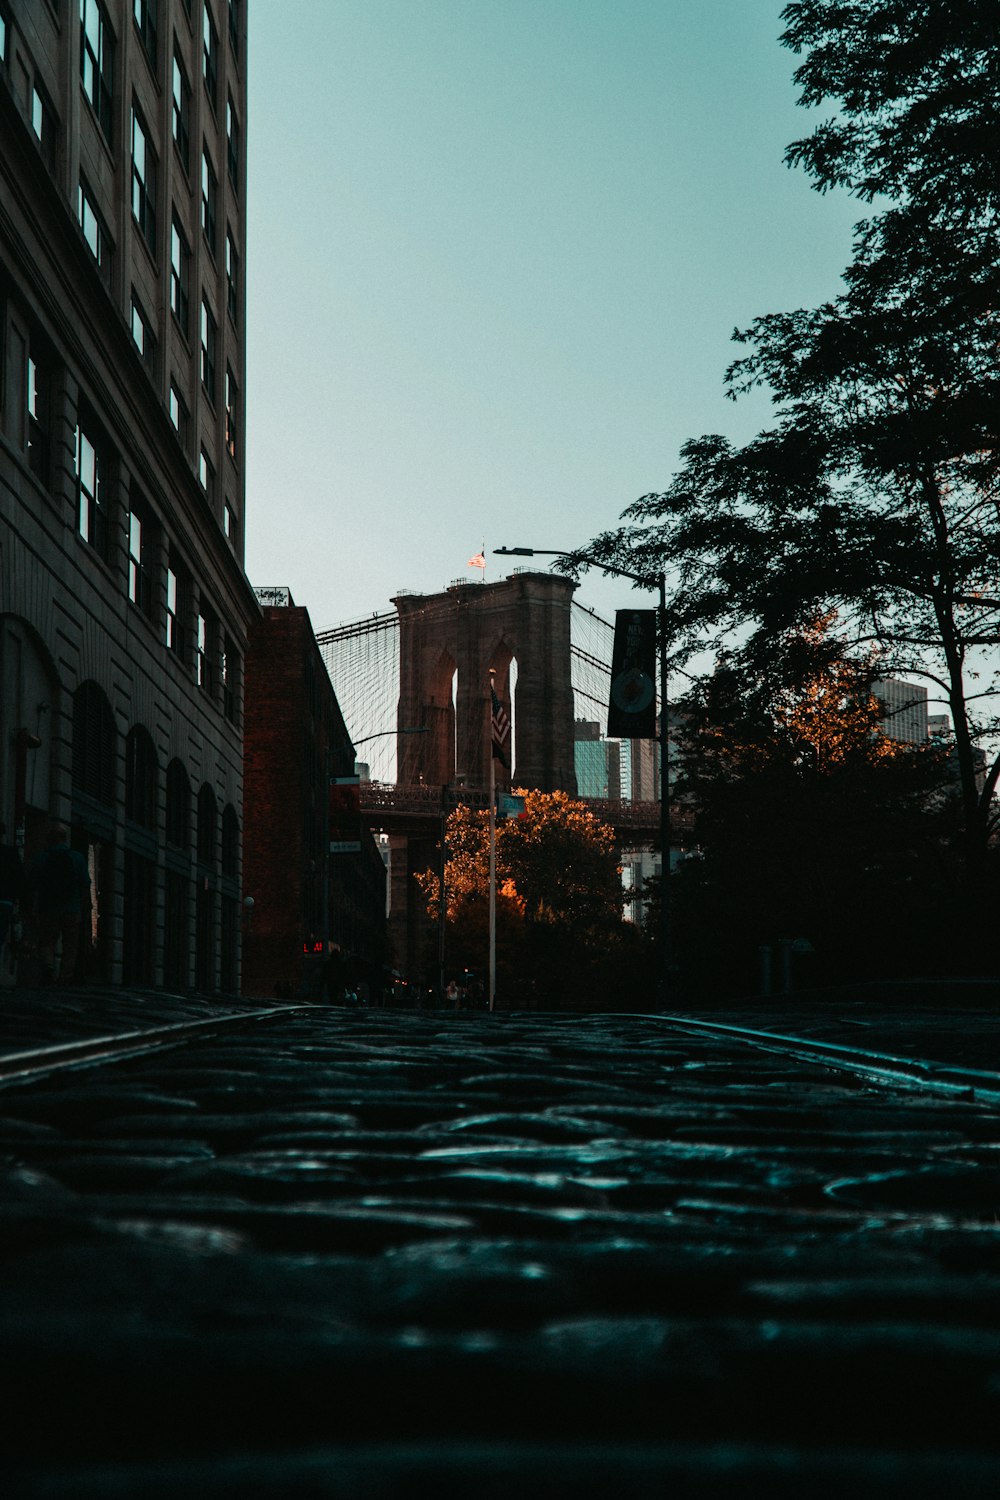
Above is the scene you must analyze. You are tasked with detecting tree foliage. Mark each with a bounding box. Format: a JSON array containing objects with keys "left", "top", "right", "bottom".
[
  {"left": 573, "top": 1, "right": 1000, "bottom": 875},
  {"left": 417, "top": 789, "right": 622, "bottom": 933},
  {"left": 670, "top": 617, "right": 958, "bottom": 995},
  {"left": 416, "top": 790, "right": 646, "bottom": 1008},
  {"left": 781, "top": 0, "right": 1000, "bottom": 217}
]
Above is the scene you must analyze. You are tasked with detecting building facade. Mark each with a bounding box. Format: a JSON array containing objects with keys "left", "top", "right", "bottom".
[
  {"left": 0, "top": 1, "right": 256, "bottom": 988},
  {"left": 874, "top": 678, "right": 929, "bottom": 744},
  {"left": 573, "top": 720, "right": 622, "bottom": 800},
  {"left": 242, "top": 594, "right": 388, "bottom": 1000}
]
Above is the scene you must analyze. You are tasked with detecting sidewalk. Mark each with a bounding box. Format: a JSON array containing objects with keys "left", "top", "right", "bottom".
[
  {"left": 0, "top": 984, "right": 288, "bottom": 1059},
  {"left": 0, "top": 978, "right": 997, "bottom": 1074}
]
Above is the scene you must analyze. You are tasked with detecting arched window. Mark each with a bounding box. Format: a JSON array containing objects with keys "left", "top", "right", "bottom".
[
  {"left": 124, "top": 726, "right": 158, "bottom": 829},
  {"left": 72, "top": 681, "right": 116, "bottom": 804},
  {"left": 197, "top": 783, "right": 217, "bottom": 867},
  {"left": 221, "top": 803, "right": 239, "bottom": 878},
  {"left": 165, "top": 759, "right": 191, "bottom": 850}
]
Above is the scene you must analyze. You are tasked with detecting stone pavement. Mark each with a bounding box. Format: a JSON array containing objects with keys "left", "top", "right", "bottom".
[{"left": 1, "top": 990, "right": 1000, "bottom": 1495}]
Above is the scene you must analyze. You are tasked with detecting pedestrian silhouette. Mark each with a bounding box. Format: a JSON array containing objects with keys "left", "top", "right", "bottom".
[
  {"left": 0, "top": 823, "right": 26, "bottom": 960},
  {"left": 32, "top": 822, "right": 91, "bottom": 984}
]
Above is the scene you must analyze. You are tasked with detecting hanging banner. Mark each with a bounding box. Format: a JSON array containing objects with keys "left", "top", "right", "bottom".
[
  {"left": 498, "top": 793, "right": 526, "bottom": 820},
  {"left": 329, "top": 776, "right": 362, "bottom": 853},
  {"left": 607, "top": 610, "right": 657, "bottom": 739}
]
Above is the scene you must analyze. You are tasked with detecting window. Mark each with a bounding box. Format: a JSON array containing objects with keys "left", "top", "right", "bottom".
[
  {"left": 133, "top": 0, "right": 157, "bottom": 70},
  {"left": 72, "top": 682, "right": 116, "bottom": 805},
  {"left": 202, "top": 3, "right": 217, "bottom": 109},
  {"left": 226, "top": 92, "right": 239, "bottom": 190},
  {"left": 32, "top": 83, "right": 57, "bottom": 170},
  {"left": 228, "top": 0, "right": 238, "bottom": 57},
  {"left": 166, "top": 758, "right": 190, "bottom": 846},
  {"left": 170, "top": 216, "right": 189, "bottom": 334},
  {"left": 76, "top": 417, "right": 110, "bottom": 560},
  {"left": 222, "top": 635, "right": 240, "bottom": 723},
  {"left": 0, "top": 8, "right": 7, "bottom": 66},
  {"left": 125, "top": 726, "right": 158, "bottom": 828},
  {"left": 80, "top": 0, "right": 115, "bottom": 144},
  {"left": 199, "top": 445, "right": 215, "bottom": 501},
  {"left": 197, "top": 782, "right": 217, "bottom": 865},
  {"left": 221, "top": 803, "right": 238, "bottom": 876},
  {"left": 166, "top": 560, "right": 183, "bottom": 654},
  {"left": 169, "top": 379, "right": 188, "bottom": 446},
  {"left": 223, "top": 500, "right": 237, "bottom": 547},
  {"left": 27, "top": 352, "right": 50, "bottom": 484},
  {"left": 225, "top": 227, "right": 238, "bottom": 323},
  {"left": 225, "top": 365, "right": 238, "bottom": 459},
  {"left": 195, "top": 605, "right": 214, "bottom": 693},
  {"left": 200, "top": 296, "right": 216, "bottom": 401},
  {"left": 128, "top": 499, "right": 153, "bottom": 615},
  {"left": 131, "top": 104, "right": 157, "bottom": 255},
  {"left": 78, "top": 178, "right": 110, "bottom": 275},
  {"left": 200, "top": 145, "right": 217, "bottom": 253},
  {"left": 171, "top": 47, "right": 190, "bottom": 172},
  {"left": 130, "top": 293, "right": 156, "bottom": 371}
]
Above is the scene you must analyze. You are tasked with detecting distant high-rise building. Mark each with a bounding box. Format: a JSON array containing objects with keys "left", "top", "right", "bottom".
[
  {"left": 0, "top": 2, "right": 255, "bottom": 988},
  {"left": 874, "top": 679, "right": 929, "bottom": 744},
  {"left": 573, "top": 720, "right": 621, "bottom": 799},
  {"left": 629, "top": 733, "right": 659, "bottom": 804}
]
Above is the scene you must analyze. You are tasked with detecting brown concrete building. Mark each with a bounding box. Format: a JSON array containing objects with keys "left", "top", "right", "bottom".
[
  {"left": 242, "top": 593, "right": 387, "bottom": 1000},
  {"left": 395, "top": 571, "right": 579, "bottom": 794},
  {"left": 0, "top": 1, "right": 256, "bottom": 988}
]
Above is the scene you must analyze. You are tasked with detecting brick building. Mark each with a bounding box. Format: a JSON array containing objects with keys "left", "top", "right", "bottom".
[
  {"left": 242, "top": 593, "right": 387, "bottom": 999},
  {"left": 0, "top": 2, "right": 256, "bottom": 988}
]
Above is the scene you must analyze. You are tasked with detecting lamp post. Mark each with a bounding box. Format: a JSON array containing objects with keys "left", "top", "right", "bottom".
[
  {"left": 495, "top": 545, "right": 671, "bottom": 1002},
  {"left": 337, "top": 724, "right": 430, "bottom": 770}
]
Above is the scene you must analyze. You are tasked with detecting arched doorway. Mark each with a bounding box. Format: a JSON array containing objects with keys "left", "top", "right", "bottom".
[
  {"left": 122, "top": 726, "right": 159, "bottom": 986},
  {"left": 71, "top": 680, "right": 117, "bottom": 981},
  {"left": 164, "top": 759, "right": 192, "bottom": 989},
  {"left": 0, "top": 614, "right": 56, "bottom": 858},
  {"left": 0, "top": 616, "right": 57, "bottom": 984},
  {"left": 220, "top": 803, "right": 240, "bottom": 993},
  {"left": 195, "top": 783, "right": 218, "bottom": 991}
]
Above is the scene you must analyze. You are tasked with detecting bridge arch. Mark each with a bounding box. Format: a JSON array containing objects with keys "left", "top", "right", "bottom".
[{"left": 394, "top": 572, "right": 577, "bottom": 794}]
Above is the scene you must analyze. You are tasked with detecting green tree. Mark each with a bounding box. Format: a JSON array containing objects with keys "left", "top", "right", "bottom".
[
  {"left": 416, "top": 790, "right": 642, "bottom": 1007},
  {"left": 417, "top": 789, "right": 622, "bottom": 932},
  {"left": 670, "top": 621, "right": 956, "bottom": 995},
  {"left": 502, "top": 789, "right": 623, "bottom": 932},
  {"left": 781, "top": 1, "right": 1000, "bottom": 221},
  {"left": 575, "top": 0, "right": 1000, "bottom": 878}
]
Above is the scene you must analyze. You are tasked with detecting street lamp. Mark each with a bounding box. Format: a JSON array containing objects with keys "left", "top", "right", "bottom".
[
  {"left": 353, "top": 727, "right": 430, "bottom": 745},
  {"left": 337, "top": 725, "right": 429, "bottom": 770},
  {"left": 495, "top": 545, "right": 671, "bottom": 1002}
]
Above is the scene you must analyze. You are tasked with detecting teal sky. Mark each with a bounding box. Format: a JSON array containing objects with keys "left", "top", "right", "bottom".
[{"left": 245, "top": 1, "right": 863, "bottom": 628}]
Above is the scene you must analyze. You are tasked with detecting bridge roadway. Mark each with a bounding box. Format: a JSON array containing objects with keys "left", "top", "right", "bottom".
[
  {"left": 360, "top": 780, "right": 681, "bottom": 846},
  {"left": 2, "top": 983, "right": 1000, "bottom": 1494}
]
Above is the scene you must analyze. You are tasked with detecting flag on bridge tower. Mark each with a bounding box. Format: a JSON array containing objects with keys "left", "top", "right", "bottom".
[
  {"left": 491, "top": 684, "right": 510, "bottom": 767},
  {"left": 468, "top": 546, "right": 486, "bottom": 571}
]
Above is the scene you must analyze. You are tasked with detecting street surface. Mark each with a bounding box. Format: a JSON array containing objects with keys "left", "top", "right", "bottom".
[{"left": 2, "top": 992, "right": 1000, "bottom": 1495}]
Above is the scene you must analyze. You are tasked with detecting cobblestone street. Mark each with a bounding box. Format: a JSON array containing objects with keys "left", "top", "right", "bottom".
[{"left": 3, "top": 992, "right": 1000, "bottom": 1496}]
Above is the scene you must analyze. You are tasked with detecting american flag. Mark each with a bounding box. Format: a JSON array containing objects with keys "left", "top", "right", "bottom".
[{"left": 491, "top": 686, "right": 510, "bottom": 766}]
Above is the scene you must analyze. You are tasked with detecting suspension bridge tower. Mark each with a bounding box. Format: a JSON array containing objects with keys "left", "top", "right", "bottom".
[{"left": 394, "top": 571, "right": 578, "bottom": 794}]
